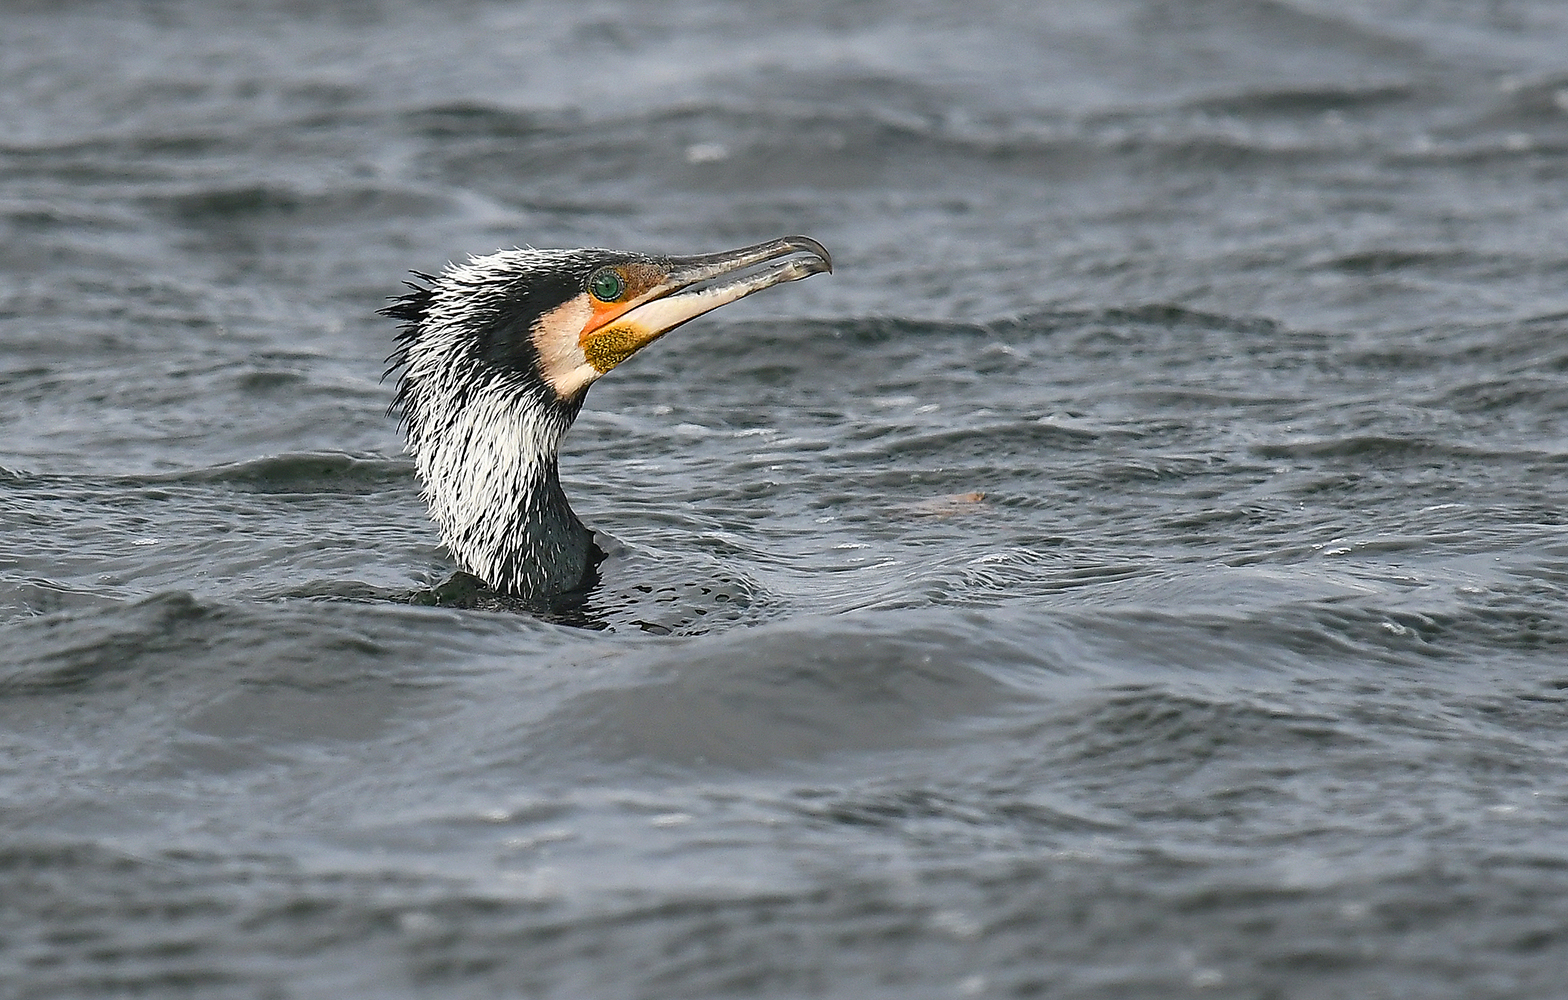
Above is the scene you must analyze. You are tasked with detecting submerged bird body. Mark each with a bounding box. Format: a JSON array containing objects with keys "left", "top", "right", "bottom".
[{"left": 384, "top": 237, "right": 831, "bottom": 604}]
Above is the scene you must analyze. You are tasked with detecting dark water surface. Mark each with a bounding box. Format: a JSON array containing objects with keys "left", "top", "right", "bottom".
[{"left": 5, "top": 1, "right": 1568, "bottom": 996}]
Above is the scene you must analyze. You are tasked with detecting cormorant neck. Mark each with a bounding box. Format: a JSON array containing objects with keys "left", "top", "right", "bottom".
[
  {"left": 407, "top": 382, "right": 598, "bottom": 600},
  {"left": 492, "top": 457, "right": 601, "bottom": 600}
]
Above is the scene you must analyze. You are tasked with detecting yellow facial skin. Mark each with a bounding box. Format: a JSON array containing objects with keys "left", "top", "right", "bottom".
[
  {"left": 581, "top": 322, "right": 644, "bottom": 373},
  {"left": 529, "top": 237, "right": 832, "bottom": 401}
]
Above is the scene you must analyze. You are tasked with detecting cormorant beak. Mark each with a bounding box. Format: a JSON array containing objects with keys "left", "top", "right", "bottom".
[{"left": 577, "top": 235, "right": 832, "bottom": 376}]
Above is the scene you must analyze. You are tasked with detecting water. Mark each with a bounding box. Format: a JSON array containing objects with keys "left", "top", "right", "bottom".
[{"left": 4, "top": 0, "right": 1568, "bottom": 996}]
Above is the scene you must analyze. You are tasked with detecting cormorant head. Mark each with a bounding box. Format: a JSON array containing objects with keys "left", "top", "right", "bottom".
[
  {"left": 384, "top": 235, "right": 832, "bottom": 439},
  {"left": 381, "top": 235, "right": 832, "bottom": 599}
]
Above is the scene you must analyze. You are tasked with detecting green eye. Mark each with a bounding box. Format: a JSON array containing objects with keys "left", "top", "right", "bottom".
[{"left": 589, "top": 268, "right": 625, "bottom": 302}]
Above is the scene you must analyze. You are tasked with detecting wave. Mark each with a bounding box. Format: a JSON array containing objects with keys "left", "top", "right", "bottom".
[
  {"left": 1459, "top": 72, "right": 1568, "bottom": 136},
  {"left": 7, "top": 452, "right": 413, "bottom": 492},
  {"left": 1250, "top": 435, "right": 1549, "bottom": 462},
  {"left": 691, "top": 303, "right": 1285, "bottom": 354},
  {"left": 0, "top": 589, "right": 572, "bottom": 696},
  {"left": 393, "top": 96, "right": 1388, "bottom": 202},
  {"left": 148, "top": 183, "right": 451, "bottom": 227},
  {"left": 145, "top": 451, "right": 414, "bottom": 489},
  {"left": 1186, "top": 82, "right": 1417, "bottom": 118}
]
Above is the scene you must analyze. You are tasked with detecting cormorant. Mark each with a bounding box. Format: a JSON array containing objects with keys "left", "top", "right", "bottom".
[{"left": 383, "top": 235, "right": 832, "bottom": 607}]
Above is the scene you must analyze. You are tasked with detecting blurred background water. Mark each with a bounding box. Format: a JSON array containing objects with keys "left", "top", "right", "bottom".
[{"left": 4, "top": 1, "right": 1568, "bottom": 996}]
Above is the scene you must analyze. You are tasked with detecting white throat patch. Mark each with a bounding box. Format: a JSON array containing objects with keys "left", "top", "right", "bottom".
[{"left": 530, "top": 295, "right": 599, "bottom": 400}]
